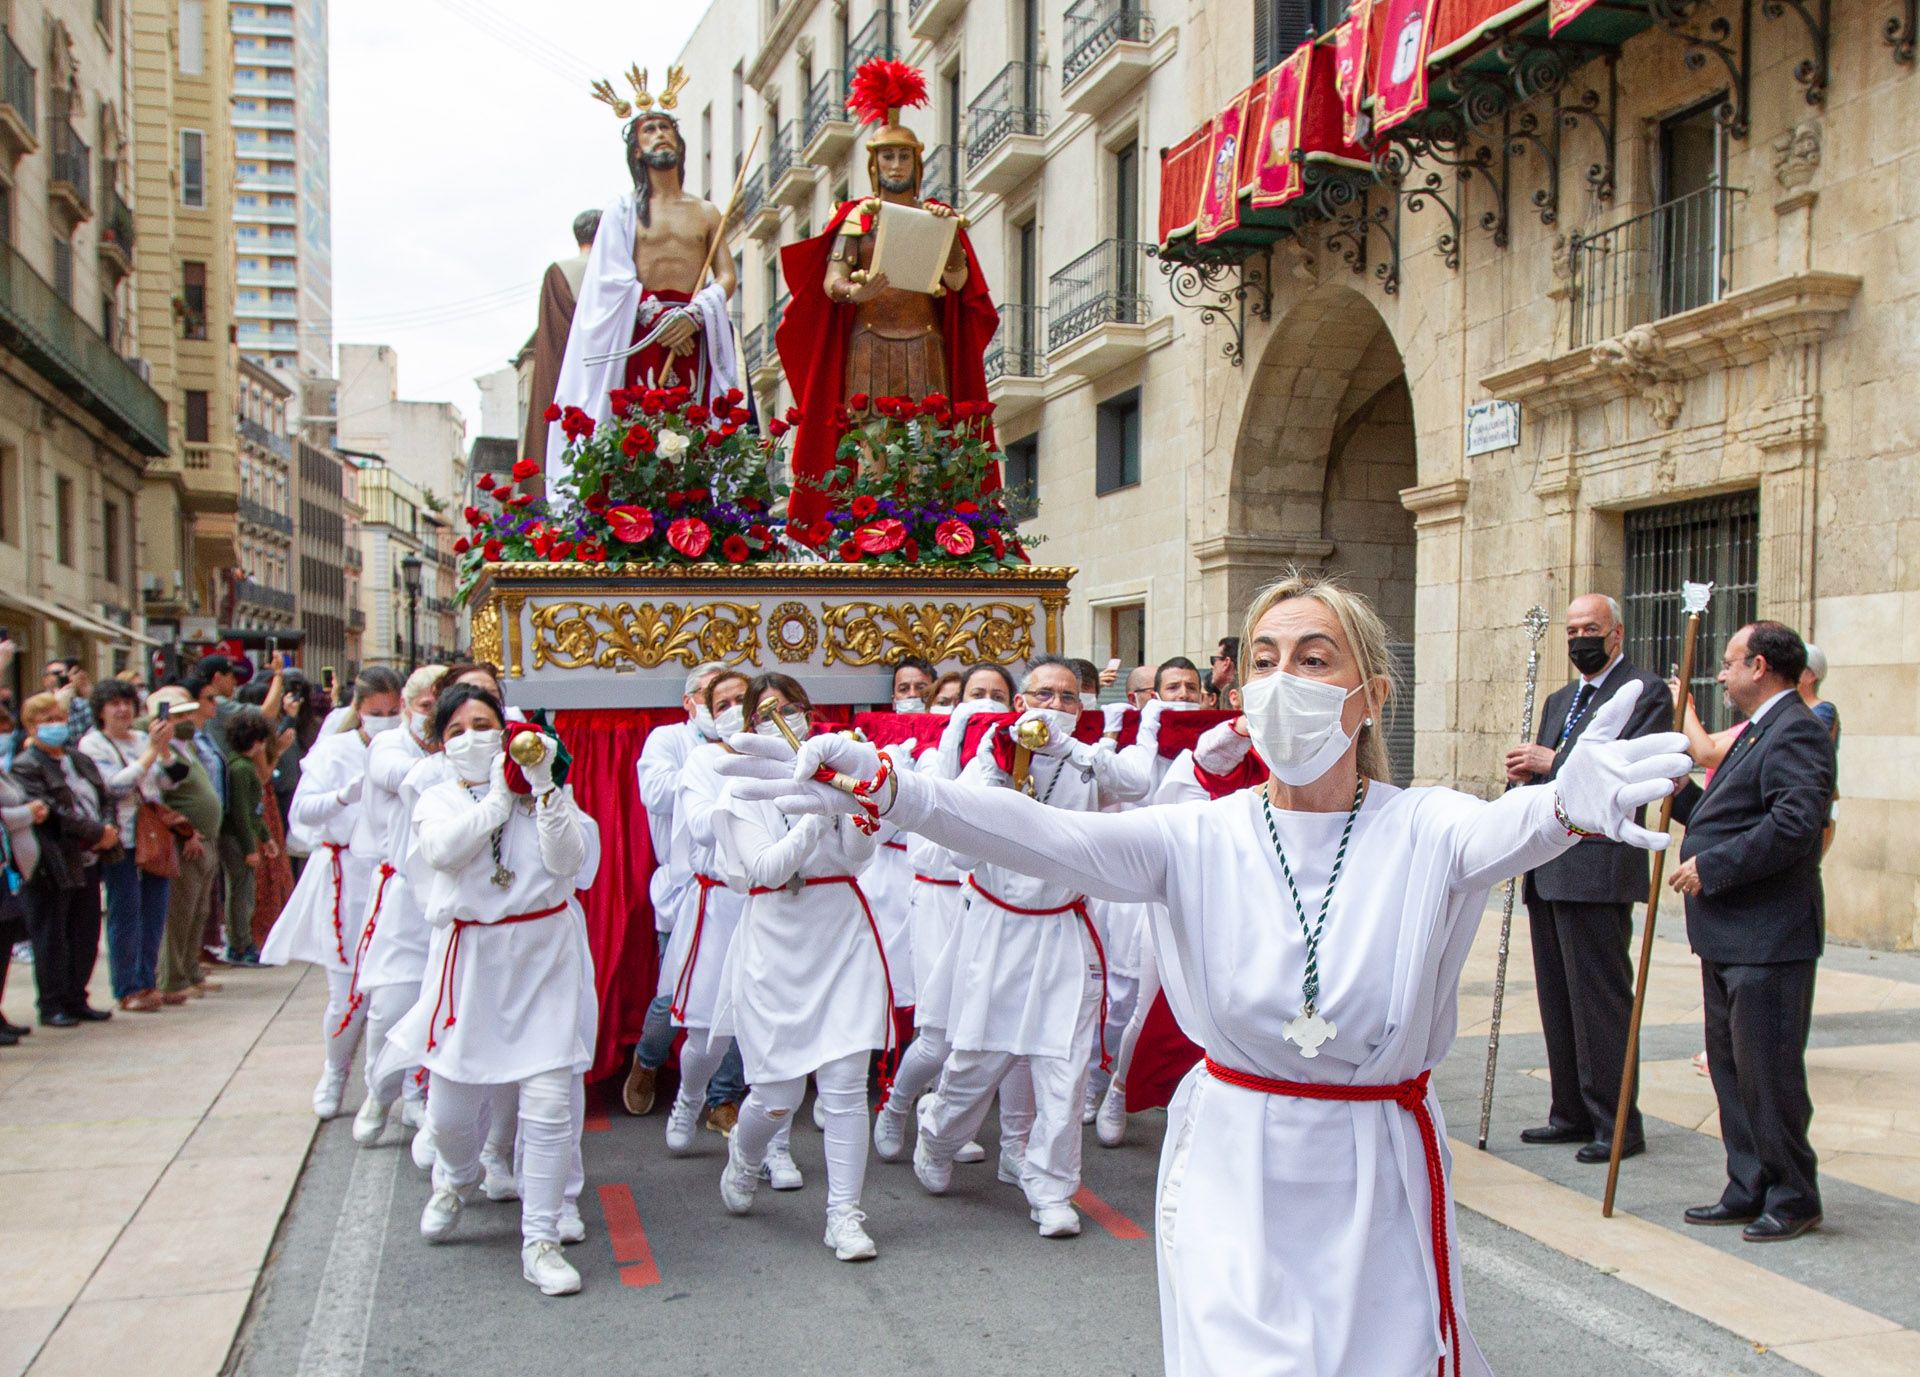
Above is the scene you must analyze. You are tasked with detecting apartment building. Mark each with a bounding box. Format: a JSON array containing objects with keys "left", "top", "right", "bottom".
[{"left": 233, "top": 352, "right": 293, "bottom": 630}]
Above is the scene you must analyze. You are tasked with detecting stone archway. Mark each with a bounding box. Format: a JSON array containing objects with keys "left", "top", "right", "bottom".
[{"left": 1199, "top": 285, "right": 1419, "bottom": 778}]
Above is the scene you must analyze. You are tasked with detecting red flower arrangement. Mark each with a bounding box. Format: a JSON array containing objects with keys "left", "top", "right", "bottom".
[{"left": 667, "top": 517, "right": 712, "bottom": 559}]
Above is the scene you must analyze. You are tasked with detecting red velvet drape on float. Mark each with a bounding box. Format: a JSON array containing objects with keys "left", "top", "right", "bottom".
[{"left": 553, "top": 707, "right": 687, "bottom": 1082}]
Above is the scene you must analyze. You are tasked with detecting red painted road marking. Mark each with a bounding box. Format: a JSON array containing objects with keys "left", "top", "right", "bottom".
[
  {"left": 598, "top": 1183, "right": 662, "bottom": 1287},
  {"left": 583, "top": 1086, "right": 611, "bottom": 1133},
  {"left": 1072, "top": 1187, "right": 1148, "bottom": 1241}
]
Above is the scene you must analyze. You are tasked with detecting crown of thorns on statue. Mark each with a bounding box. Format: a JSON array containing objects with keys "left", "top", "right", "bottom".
[{"left": 591, "top": 64, "right": 690, "bottom": 121}]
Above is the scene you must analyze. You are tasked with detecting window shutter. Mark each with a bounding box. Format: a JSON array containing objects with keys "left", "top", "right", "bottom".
[{"left": 1254, "top": 0, "right": 1274, "bottom": 76}]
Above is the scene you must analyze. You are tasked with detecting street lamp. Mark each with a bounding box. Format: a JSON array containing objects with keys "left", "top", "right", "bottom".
[{"left": 399, "top": 551, "right": 423, "bottom": 672}]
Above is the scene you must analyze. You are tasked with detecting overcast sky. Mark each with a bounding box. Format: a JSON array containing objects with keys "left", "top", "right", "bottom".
[{"left": 329, "top": 0, "right": 704, "bottom": 445}]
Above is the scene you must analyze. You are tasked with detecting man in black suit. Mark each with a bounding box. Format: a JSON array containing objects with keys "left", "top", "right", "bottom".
[
  {"left": 1670, "top": 621, "right": 1834, "bottom": 1242},
  {"left": 1507, "top": 593, "right": 1673, "bottom": 1162}
]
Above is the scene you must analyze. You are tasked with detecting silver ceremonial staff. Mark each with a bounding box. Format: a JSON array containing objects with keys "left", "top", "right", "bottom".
[{"left": 1476, "top": 604, "right": 1551, "bottom": 1152}]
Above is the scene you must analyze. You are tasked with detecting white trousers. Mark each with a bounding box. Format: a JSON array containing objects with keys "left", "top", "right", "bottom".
[
  {"left": 1109, "top": 943, "right": 1163, "bottom": 1091},
  {"left": 1091, "top": 971, "right": 1141, "bottom": 1099},
  {"left": 735, "top": 1050, "right": 869, "bottom": 1213},
  {"left": 676, "top": 1028, "right": 730, "bottom": 1110},
  {"left": 363, "top": 982, "right": 425, "bottom": 1109},
  {"left": 887, "top": 1026, "right": 951, "bottom": 1111},
  {"left": 429, "top": 1069, "right": 579, "bottom": 1245},
  {"left": 480, "top": 1080, "right": 584, "bottom": 1206},
  {"left": 322, "top": 968, "right": 366, "bottom": 1077},
  {"left": 921, "top": 981, "right": 1100, "bottom": 1209}
]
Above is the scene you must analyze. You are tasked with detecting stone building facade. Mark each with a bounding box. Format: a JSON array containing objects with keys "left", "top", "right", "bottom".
[{"left": 233, "top": 352, "right": 294, "bottom": 631}]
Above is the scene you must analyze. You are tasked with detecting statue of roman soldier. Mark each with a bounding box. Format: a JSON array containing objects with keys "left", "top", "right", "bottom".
[
  {"left": 543, "top": 65, "right": 741, "bottom": 487},
  {"left": 775, "top": 59, "right": 999, "bottom": 527}
]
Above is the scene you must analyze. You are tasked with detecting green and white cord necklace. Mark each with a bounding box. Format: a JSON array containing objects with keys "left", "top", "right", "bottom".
[{"left": 1262, "top": 773, "right": 1366, "bottom": 1059}]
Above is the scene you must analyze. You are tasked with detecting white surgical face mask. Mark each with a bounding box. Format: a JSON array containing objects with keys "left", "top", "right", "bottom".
[
  {"left": 1026, "top": 707, "right": 1078, "bottom": 745},
  {"left": 1162, "top": 699, "right": 1204, "bottom": 712},
  {"left": 1079, "top": 692, "right": 1100, "bottom": 711},
  {"left": 930, "top": 703, "right": 955, "bottom": 716},
  {"left": 361, "top": 712, "right": 401, "bottom": 735},
  {"left": 894, "top": 696, "right": 928, "bottom": 713},
  {"left": 754, "top": 708, "right": 808, "bottom": 740},
  {"left": 692, "top": 705, "right": 719, "bottom": 741},
  {"left": 712, "top": 704, "right": 744, "bottom": 738},
  {"left": 1240, "top": 671, "right": 1365, "bottom": 786},
  {"left": 408, "top": 710, "right": 432, "bottom": 739},
  {"left": 444, "top": 728, "right": 503, "bottom": 782}
]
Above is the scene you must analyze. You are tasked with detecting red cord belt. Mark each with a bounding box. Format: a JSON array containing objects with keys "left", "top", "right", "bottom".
[
  {"left": 747, "top": 874, "right": 898, "bottom": 1095},
  {"left": 425, "top": 901, "right": 568, "bottom": 1051},
  {"left": 966, "top": 876, "right": 1112, "bottom": 1071},
  {"left": 669, "top": 874, "right": 725, "bottom": 1022},
  {"left": 913, "top": 873, "right": 961, "bottom": 887},
  {"left": 333, "top": 861, "right": 396, "bottom": 1037},
  {"left": 1202, "top": 1058, "right": 1459, "bottom": 1377},
  {"left": 322, "top": 842, "right": 348, "bottom": 964}
]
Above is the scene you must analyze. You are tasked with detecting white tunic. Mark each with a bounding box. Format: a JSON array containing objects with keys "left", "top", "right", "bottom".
[
  {"left": 637, "top": 718, "right": 699, "bottom": 936},
  {"left": 356, "top": 729, "right": 433, "bottom": 991},
  {"left": 655, "top": 744, "right": 742, "bottom": 1028},
  {"left": 889, "top": 771, "right": 1576, "bottom": 1377},
  {"left": 710, "top": 795, "right": 887, "bottom": 1085},
  {"left": 861, "top": 820, "right": 915, "bottom": 1003},
  {"left": 388, "top": 782, "right": 602, "bottom": 1086},
  {"left": 259, "top": 729, "right": 375, "bottom": 973}
]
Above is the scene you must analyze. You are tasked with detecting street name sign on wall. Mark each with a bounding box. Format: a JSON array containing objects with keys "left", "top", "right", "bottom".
[{"left": 1466, "top": 399, "right": 1522, "bottom": 456}]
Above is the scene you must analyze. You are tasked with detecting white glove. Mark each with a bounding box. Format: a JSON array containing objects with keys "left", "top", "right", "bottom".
[
  {"left": 1553, "top": 681, "right": 1692, "bottom": 850},
  {"left": 881, "top": 740, "right": 917, "bottom": 775},
  {"left": 1016, "top": 708, "right": 1075, "bottom": 757},
  {"left": 715, "top": 730, "right": 880, "bottom": 817},
  {"left": 518, "top": 734, "right": 558, "bottom": 796},
  {"left": 1194, "top": 719, "right": 1252, "bottom": 776},
  {"left": 336, "top": 775, "right": 364, "bottom": 808},
  {"left": 535, "top": 788, "right": 587, "bottom": 877},
  {"left": 1140, "top": 698, "right": 1169, "bottom": 734},
  {"left": 1101, "top": 702, "right": 1129, "bottom": 735}
]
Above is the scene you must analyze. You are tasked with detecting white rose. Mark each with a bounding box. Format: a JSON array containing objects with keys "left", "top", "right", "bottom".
[{"left": 656, "top": 429, "right": 691, "bottom": 460}]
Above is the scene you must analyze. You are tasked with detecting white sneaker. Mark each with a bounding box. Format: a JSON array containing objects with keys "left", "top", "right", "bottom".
[
  {"left": 420, "top": 1183, "right": 473, "bottom": 1241},
  {"left": 954, "top": 1140, "right": 987, "bottom": 1164},
  {"left": 823, "top": 1204, "right": 878, "bottom": 1261},
  {"left": 400, "top": 1098, "right": 426, "bottom": 1131},
  {"left": 558, "top": 1204, "right": 586, "bottom": 1245},
  {"left": 481, "top": 1149, "right": 519, "bottom": 1202},
  {"left": 1096, "top": 1082, "right": 1128, "bottom": 1148},
  {"left": 812, "top": 1096, "right": 827, "bottom": 1130},
  {"left": 997, "top": 1146, "right": 1026, "bottom": 1187},
  {"left": 872, "top": 1103, "right": 910, "bottom": 1162},
  {"left": 521, "top": 1240, "right": 582, "bottom": 1296},
  {"left": 1082, "top": 1086, "right": 1099, "bottom": 1126},
  {"left": 351, "top": 1095, "right": 390, "bottom": 1146},
  {"left": 410, "top": 1123, "right": 437, "bottom": 1172},
  {"left": 312, "top": 1067, "right": 348, "bottom": 1120},
  {"left": 665, "top": 1094, "right": 701, "bottom": 1155},
  {"left": 719, "top": 1131, "right": 759, "bottom": 1215},
  {"left": 912, "top": 1100, "right": 951, "bottom": 1195},
  {"left": 763, "top": 1145, "right": 804, "bottom": 1191},
  {"left": 1032, "top": 1202, "right": 1082, "bottom": 1238}
]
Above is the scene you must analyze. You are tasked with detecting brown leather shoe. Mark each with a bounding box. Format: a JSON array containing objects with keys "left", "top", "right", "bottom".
[
  {"left": 194, "top": 979, "right": 222, "bottom": 994},
  {"left": 159, "top": 989, "right": 191, "bottom": 1005},
  {"left": 705, "top": 1101, "right": 740, "bottom": 1136},
  {"left": 622, "top": 1055, "right": 658, "bottom": 1116},
  {"left": 120, "top": 992, "right": 162, "bottom": 1013}
]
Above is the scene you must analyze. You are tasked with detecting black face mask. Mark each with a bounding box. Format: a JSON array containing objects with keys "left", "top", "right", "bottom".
[{"left": 1568, "top": 636, "right": 1611, "bottom": 676}]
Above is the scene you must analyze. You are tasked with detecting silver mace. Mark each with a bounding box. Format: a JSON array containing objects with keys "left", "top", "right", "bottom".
[{"left": 1476, "top": 604, "right": 1551, "bottom": 1152}]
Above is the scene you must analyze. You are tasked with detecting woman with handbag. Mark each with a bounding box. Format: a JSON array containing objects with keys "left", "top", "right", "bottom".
[
  {"left": 0, "top": 748, "right": 49, "bottom": 1045},
  {"left": 79, "top": 681, "right": 176, "bottom": 1012}
]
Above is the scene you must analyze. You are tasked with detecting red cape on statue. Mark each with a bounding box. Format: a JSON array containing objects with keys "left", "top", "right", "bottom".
[{"left": 776, "top": 197, "right": 1000, "bottom": 527}]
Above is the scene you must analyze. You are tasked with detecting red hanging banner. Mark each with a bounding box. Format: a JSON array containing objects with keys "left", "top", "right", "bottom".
[
  {"left": 1195, "top": 88, "right": 1251, "bottom": 243},
  {"left": 1548, "top": 0, "right": 1605, "bottom": 35},
  {"left": 1251, "top": 44, "right": 1313, "bottom": 208},
  {"left": 1332, "top": 0, "right": 1376, "bottom": 147},
  {"left": 1371, "top": 0, "right": 1438, "bottom": 135}
]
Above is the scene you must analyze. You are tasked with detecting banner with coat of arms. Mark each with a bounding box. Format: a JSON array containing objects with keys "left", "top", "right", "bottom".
[
  {"left": 1332, "top": 0, "right": 1376, "bottom": 147},
  {"left": 1194, "top": 89, "right": 1251, "bottom": 243},
  {"left": 1371, "top": 0, "right": 1437, "bottom": 135},
  {"left": 1250, "top": 44, "right": 1313, "bottom": 209}
]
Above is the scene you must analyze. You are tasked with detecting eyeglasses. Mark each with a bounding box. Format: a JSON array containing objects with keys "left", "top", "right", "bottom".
[
  {"left": 1022, "top": 689, "right": 1075, "bottom": 707},
  {"left": 1720, "top": 653, "right": 1756, "bottom": 671}
]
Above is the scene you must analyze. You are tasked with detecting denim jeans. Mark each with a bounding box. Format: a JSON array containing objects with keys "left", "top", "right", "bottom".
[
  {"left": 636, "top": 934, "right": 745, "bottom": 1109},
  {"left": 102, "top": 854, "right": 171, "bottom": 1000}
]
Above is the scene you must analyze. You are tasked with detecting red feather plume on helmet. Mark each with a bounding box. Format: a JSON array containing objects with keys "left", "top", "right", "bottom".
[{"left": 845, "top": 58, "right": 928, "bottom": 125}]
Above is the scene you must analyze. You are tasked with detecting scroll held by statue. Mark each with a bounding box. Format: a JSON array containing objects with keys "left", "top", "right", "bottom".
[{"left": 870, "top": 202, "right": 959, "bottom": 295}]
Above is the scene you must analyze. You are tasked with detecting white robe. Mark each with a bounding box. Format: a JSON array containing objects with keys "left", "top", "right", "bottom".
[
  {"left": 259, "top": 729, "right": 374, "bottom": 973},
  {"left": 888, "top": 771, "right": 1578, "bottom": 1377},
  {"left": 654, "top": 744, "right": 741, "bottom": 1027},
  {"left": 388, "top": 782, "right": 602, "bottom": 1086},
  {"left": 710, "top": 796, "right": 887, "bottom": 1084},
  {"left": 356, "top": 729, "right": 433, "bottom": 991},
  {"left": 543, "top": 187, "right": 739, "bottom": 486},
  {"left": 637, "top": 719, "right": 699, "bottom": 937},
  {"left": 861, "top": 820, "right": 915, "bottom": 1003}
]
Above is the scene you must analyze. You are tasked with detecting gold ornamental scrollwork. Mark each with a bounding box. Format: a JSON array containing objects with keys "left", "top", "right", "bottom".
[
  {"left": 528, "top": 600, "right": 763, "bottom": 672},
  {"left": 468, "top": 599, "right": 504, "bottom": 673},
  {"left": 768, "top": 601, "right": 819, "bottom": 664},
  {"left": 820, "top": 601, "right": 1036, "bottom": 667}
]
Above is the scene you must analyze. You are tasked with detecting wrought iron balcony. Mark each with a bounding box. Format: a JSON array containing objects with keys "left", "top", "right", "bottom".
[
  {"left": 908, "top": 0, "right": 967, "bottom": 42},
  {"left": 49, "top": 123, "right": 91, "bottom": 221},
  {"left": 1063, "top": 0, "right": 1154, "bottom": 86},
  {"left": 238, "top": 414, "right": 291, "bottom": 458},
  {"left": 967, "top": 62, "right": 1048, "bottom": 171},
  {"left": 1570, "top": 183, "right": 1745, "bottom": 348},
  {"left": 98, "top": 186, "right": 136, "bottom": 278},
  {"left": 738, "top": 165, "right": 766, "bottom": 225},
  {"left": 984, "top": 303, "right": 1047, "bottom": 382},
  {"left": 1047, "top": 238, "right": 1153, "bottom": 349},
  {"left": 848, "top": 9, "right": 899, "bottom": 69},
  {"left": 1, "top": 31, "right": 37, "bottom": 161},
  {"left": 921, "top": 143, "right": 964, "bottom": 210},
  {"left": 237, "top": 579, "right": 297, "bottom": 615},
  {"left": 770, "top": 122, "right": 795, "bottom": 186},
  {"left": 348, "top": 607, "right": 366, "bottom": 631},
  {"left": 803, "top": 69, "right": 855, "bottom": 160},
  {"left": 0, "top": 239, "right": 167, "bottom": 455},
  {"left": 743, "top": 323, "right": 764, "bottom": 377},
  {"left": 239, "top": 496, "right": 294, "bottom": 535},
  {"left": 770, "top": 121, "right": 818, "bottom": 207},
  {"left": 766, "top": 293, "right": 790, "bottom": 343},
  {"left": 345, "top": 545, "right": 363, "bottom": 570}
]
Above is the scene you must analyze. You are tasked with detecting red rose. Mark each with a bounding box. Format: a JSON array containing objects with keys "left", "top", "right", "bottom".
[
  {"left": 463, "top": 505, "right": 482, "bottom": 526},
  {"left": 641, "top": 390, "right": 664, "bottom": 416},
  {"left": 632, "top": 427, "right": 656, "bottom": 453},
  {"left": 956, "top": 500, "right": 979, "bottom": 515},
  {"left": 727, "top": 388, "right": 746, "bottom": 405},
  {"left": 854, "top": 519, "right": 907, "bottom": 555},
  {"left": 584, "top": 491, "right": 608, "bottom": 513},
  {"left": 666, "top": 490, "right": 686, "bottom": 510},
  {"left": 922, "top": 392, "right": 951, "bottom": 416},
  {"left": 687, "top": 486, "right": 709, "bottom": 503},
  {"left": 609, "top": 387, "right": 637, "bottom": 414},
  {"left": 953, "top": 400, "right": 977, "bottom": 420},
  {"left": 621, "top": 430, "right": 644, "bottom": 457},
  {"left": 483, "top": 538, "right": 504, "bottom": 561},
  {"left": 838, "top": 539, "right": 861, "bottom": 562},
  {"left": 935, "top": 518, "right": 975, "bottom": 556},
  {"left": 747, "top": 523, "right": 772, "bottom": 547},
  {"left": 542, "top": 403, "right": 561, "bottom": 422},
  {"left": 667, "top": 517, "right": 712, "bottom": 559},
  {"left": 531, "top": 533, "right": 553, "bottom": 558},
  {"left": 848, "top": 392, "right": 870, "bottom": 410},
  {"left": 510, "top": 491, "right": 535, "bottom": 508},
  {"left": 703, "top": 429, "right": 726, "bottom": 449},
  {"left": 904, "top": 538, "right": 920, "bottom": 562},
  {"left": 850, "top": 494, "right": 878, "bottom": 520},
  {"left": 979, "top": 401, "right": 998, "bottom": 417},
  {"left": 477, "top": 473, "right": 496, "bottom": 492},
  {"left": 686, "top": 404, "right": 709, "bottom": 425},
  {"left": 550, "top": 540, "right": 574, "bottom": 561},
  {"left": 606, "top": 505, "right": 655, "bottom": 544},
  {"left": 767, "top": 418, "right": 790, "bottom": 438},
  {"left": 511, "top": 458, "right": 539, "bottom": 482},
  {"left": 721, "top": 534, "right": 750, "bottom": 564},
  {"left": 988, "top": 531, "right": 1006, "bottom": 558},
  {"left": 453, "top": 536, "right": 470, "bottom": 554},
  {"left": 784, "top": 405, "right": 802, "bottom": 423},
  {"left": 578, "top": 538, "right": 606, "bottom": 563},
  {"left": 739, "top": 497, "right": 764, "bottom": 514}
]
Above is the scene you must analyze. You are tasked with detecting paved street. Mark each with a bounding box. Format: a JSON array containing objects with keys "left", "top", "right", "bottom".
[{"left": 9, "top": 909, "right": 1920, "bottom": 1377}]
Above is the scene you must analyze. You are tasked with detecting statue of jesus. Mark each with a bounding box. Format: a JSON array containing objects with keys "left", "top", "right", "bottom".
[{"left": 543, "top": 66, "right": 740, "bottom": 485}]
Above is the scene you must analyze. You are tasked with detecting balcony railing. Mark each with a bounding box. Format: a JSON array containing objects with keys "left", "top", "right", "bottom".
[
  {"left": 51, "top": 123, "right": 91, "bottom": 211},
  {"left": 739, "top": 166, "right": 767, "bottom": 225},
  {"left": 239, "top": 496, "right": 294, "bottom": 535},
  {"left": 1047, "top": 239, "right": 1153, "bottom": 349},
  {"left": 103, "top": 186, "right": 136, "bottom": 251},
  {"left": 0, "top": 239, "right": 167, "bottom": 455},
  {"left": 1570, "top": 183, "right": 1744, "bottom": 348},
  {"left": 985, "top": 303, "right": 1048, "bottom": 382},
  {"left": 967, "top": 62, "right": 1048, "bottom": 168},
  {"left": 848, "top": 9, "right": 899, "bottom": 68},
  {"left": 238, "top": 414, "right": 292, "bottom": 458},
  {"left": 237, "top": 579, "right": 296, "bottom": 614},
  {"left": 770, "top": 122, "right": 796, "bottom": 185},
  {"left": 803, "top": 69, "right": 848, "bottom": 148},
  {"left": 2, "top": 32, "right": 36, "bottom": 139},
  {"left": 348, "top": 608, "right": 366, "bottom": 631},
  {"left": 743, "top": 323, "right": 765, "bottom": 377},
  {"left": 1063, "top": 0, "right": 1155, "bottom": 85},
  {"left": 345, "top": 546, "right": 363, "bottom": 570},
  {"left": 766, "top": 293, "right": 789, "bottom": 343},
  {"left": 921, "top": 143, "right": 964, "bottom": 210}
]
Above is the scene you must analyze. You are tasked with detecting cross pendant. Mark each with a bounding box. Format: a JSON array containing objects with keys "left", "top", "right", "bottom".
[
  {"left": 1283, "top": 1009, "right": 1337, "bottom": 1058},
  {"left": 491, "top": 864, "right": 515, "bottom": 889}
]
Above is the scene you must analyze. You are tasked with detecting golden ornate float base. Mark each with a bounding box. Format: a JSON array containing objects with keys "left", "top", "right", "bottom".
[{"left": 467, "top": 562, "right": 1075, "bottom": 708}]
